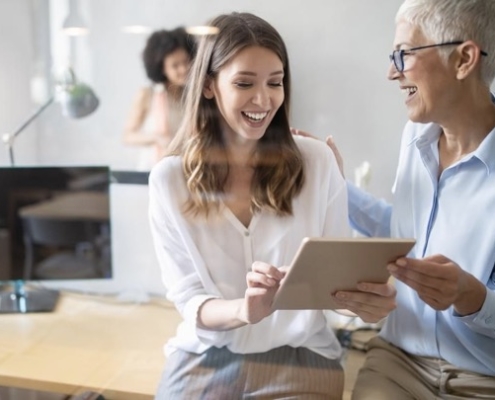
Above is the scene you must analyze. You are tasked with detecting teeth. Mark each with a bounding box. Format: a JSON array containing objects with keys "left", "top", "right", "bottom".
[
  {"left": 243, "top": 111, "right": 268, "bottom": 121},
  {"left": 401, "top": 87, "right": 417, "bottom": 95}
]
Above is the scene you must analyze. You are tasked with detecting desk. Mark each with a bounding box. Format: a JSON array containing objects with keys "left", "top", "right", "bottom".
[
  {"left": 0, "top": 292, "right": 181, "bottom": 400},
  {"left": 0, "top": 292, "right": 367, "bottom": 399}
]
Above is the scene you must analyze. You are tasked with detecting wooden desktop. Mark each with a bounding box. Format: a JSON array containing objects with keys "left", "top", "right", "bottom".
[
  {"left": 0, "top": 291, "right": 366, "bottom": 400},
  {"left": 0, "top": 291, "right": 181, "bottom": 400}
]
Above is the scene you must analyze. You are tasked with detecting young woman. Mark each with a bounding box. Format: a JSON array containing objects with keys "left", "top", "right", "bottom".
[
  {"left": 124, "top": 27, "right": 195, "bottom": 170},
  {"left": 149, "top": 12, "right": 396, "bottom": 399}
]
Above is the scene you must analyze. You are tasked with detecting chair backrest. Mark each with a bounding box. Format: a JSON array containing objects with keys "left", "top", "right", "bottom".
[{"left": 22, "top": 218, "right": 101, "bottom": 246}]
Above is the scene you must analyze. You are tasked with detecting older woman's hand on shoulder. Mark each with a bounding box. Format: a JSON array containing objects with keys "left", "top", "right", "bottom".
[{"left": 291, "top": 128, "right": 344, "bottom": 178}]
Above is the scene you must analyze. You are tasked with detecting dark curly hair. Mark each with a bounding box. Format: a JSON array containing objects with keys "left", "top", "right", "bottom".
[{"left": 142, "top": 27, "right": 196, "bottom": 84}]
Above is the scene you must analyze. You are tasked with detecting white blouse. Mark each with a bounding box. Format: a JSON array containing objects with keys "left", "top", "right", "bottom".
[{"left": 149, "top": 136, "right": 350, "bottom": 359}]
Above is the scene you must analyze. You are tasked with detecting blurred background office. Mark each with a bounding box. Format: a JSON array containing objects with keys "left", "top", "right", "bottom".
[
  {"left": 1, "top": 0, "right": 410, "bottom": 199},
  {"left": 4, "top": 0, "right": 495, "bottom": 194}
]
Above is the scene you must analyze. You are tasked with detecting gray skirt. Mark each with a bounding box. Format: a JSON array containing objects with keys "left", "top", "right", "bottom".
[{"left": 155, "top": 345, "right": 344, "bottom": 399}]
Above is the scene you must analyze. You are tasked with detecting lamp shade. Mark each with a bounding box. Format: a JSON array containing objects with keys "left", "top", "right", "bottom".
[
  {"left": 62, "top": 0, "right": 89, "bottom": 36},
  {"left": 58, "top": 82, "right": 99, "bottom": 118},
  {"left": 2, "top": 69, "right": 99, "bottom": 166}
]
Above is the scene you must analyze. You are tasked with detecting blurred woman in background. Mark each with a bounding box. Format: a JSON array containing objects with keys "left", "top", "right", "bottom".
[{"left": 123, "top": 27, "right": 195, "bottom": 170}]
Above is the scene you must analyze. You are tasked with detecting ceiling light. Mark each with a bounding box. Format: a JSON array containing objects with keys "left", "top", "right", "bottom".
[
  {"left": 121, "top": 25, "right": 152, "bottom": 35},
  {"left": 185, "top": 26, "right": 220, "bottom": 36}
]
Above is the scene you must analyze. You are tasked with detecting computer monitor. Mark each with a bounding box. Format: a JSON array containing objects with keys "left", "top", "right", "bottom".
[
  {"left": 0, "top": 166, "right": 112, "bottom": 313},
  {"left": 26, "top": 170, "right": 166, "bottom": 304}
]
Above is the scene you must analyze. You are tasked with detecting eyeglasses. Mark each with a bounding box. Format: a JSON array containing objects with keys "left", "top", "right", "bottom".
[{"left": 389, "top": 41, "right": 489, "bottom": 72}]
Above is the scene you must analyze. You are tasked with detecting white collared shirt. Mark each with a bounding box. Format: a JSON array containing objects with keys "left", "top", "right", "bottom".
[
  {"left": 149, "top": 136, "right": 350, "bottom": 358},
  {"left": 348, "top": 120, "right": 495, "bottom": 376}
]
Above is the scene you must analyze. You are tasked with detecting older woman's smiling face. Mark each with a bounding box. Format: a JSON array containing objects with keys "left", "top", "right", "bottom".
[{"left": 387, "top": 19, "right": 459, "bottom": 124}]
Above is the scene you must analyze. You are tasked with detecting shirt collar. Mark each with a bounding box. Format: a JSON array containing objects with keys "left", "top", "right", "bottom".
[
  {"left": 407, "top": 93, "right": 495, "bottom": 173},
  {"left": 472, "top": 127, "right": 495, "bottom": 174},
  {"left": 410, "top": 125, "right": 495, "bottom": 174},
  {"left": 407, "top": 123, "right": 441, "bottom": 148}
]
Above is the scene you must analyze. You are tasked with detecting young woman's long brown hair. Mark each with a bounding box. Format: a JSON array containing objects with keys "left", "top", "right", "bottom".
[{"left": 168, "top": 12, "right": 304, "bottom": 217}]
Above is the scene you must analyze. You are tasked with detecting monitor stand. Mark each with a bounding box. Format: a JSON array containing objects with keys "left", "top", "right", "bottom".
[{"left": 0, "top": 281, "right": 59, "bottom": 313}]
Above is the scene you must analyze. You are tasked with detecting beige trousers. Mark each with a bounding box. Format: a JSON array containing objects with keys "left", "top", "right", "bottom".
[{"left": 352, "top": 336, "right": 495, "bottom": 400}]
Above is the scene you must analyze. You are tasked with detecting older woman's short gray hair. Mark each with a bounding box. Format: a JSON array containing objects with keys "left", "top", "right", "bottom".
[{"left": 397, "top": 0, "right": 495, "bottom": 87}]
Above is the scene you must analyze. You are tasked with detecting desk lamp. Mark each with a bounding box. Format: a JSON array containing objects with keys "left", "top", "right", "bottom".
[
  {"left": 0, "top": 70, "right": 99, "bottom": 313},
  {"left": 1, "top": 69, "right": 99, "bottom": 166}
]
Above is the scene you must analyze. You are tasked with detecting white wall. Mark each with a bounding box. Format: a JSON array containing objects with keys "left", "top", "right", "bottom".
[{"left": 0, "top": 0, "right": 38, "bottom": 165}]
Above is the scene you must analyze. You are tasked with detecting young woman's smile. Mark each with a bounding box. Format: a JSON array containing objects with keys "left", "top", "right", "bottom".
[{"left": 203, "top": 45, "right": 285, "bottom": 145}]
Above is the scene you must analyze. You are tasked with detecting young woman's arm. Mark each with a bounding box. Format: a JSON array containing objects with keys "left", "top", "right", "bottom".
[
  {"left": 149, "top": 162, "right": 284, "bottom": 341},
  {"left": 197, "top": 262, "right": 286, "bottom": 330}
]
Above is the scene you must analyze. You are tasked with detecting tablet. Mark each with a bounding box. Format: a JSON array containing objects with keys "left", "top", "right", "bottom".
[{"left": 271, "top": 237, "right": 416, "bottom": 310}]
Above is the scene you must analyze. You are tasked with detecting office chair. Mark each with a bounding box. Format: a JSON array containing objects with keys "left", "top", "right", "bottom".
[{"left": 21, "top": 217, "right": 106, "bottom": 280}]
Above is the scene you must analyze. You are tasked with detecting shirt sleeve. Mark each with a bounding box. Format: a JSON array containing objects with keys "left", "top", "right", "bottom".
[
  {"left": 148, "top": 164, "right": 227, "bottom": 345},
  {"left": 347, "top": 181, "right": 392, "bottom": 237},
  {"left": 347, "top": 122, "right": 420, "bottom": 238},
  {"left": 453, "top": 277, "right": 495, "bottom": 338}
]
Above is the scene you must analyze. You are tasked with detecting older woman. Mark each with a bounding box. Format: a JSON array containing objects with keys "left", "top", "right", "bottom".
[
  {"left": 293, "top": 0, "right": 495, "bottom": 398},
  {"left": 340, "top": 0, "right": 495, "bottom": 398}
]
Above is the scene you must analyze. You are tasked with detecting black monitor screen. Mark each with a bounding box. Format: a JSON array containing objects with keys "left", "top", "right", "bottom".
[{"left": 0, "top": 166, "right": 112, "bottom": 281}]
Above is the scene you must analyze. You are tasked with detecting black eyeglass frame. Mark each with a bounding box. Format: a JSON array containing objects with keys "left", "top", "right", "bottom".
[{"left": 389, "top": 41, "right": 489, "bottom": 72}]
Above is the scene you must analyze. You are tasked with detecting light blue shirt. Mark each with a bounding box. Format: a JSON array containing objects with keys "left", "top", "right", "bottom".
[{"left": 348, "top": 120, "right": 495, "bottom": 376}]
